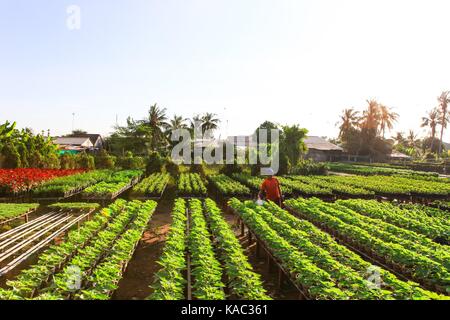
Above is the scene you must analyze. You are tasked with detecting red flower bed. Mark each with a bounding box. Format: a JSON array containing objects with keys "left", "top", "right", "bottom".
[{"left": 0, "top": 168, "right": 85, "bottom": 195}]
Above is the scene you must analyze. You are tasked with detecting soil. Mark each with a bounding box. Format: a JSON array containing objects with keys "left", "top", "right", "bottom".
[{"left": 112, "top": 196, "right": 173, "bottom": 300}]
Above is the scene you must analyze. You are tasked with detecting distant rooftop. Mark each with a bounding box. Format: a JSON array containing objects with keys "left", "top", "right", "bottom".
[
  {"left": 389, "top": 151, "right": 411, "bottom": 159},
  {"left": 66, "top": 133, "right": 103, "bottom": 145},
  {"left": 304, "top": 136, "right": 343, "bottom": 151},
  {"left": 54, "top": 137, "right": 93, "bottom": 147}
]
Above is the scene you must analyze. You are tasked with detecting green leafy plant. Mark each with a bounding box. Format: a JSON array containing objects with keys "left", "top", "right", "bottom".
[
  {"left": 3, "top": 200, "right": 127, "bottom": 299},
  {"left": 285, "top": 198, "right": 450, "bottom": 291},
  {"left": 149, "top": 199, "right": 187, "bottom": 300},
  {"left": 228, "top": 198, "right": 347, "bottom": 300},
  {"left": 203, "top": 198, "right": 270, "bottom": 300},
  {"left": 177, "top": 173, "right": 207, "bottom": 197},
  {"left": 33, "top": 170, "right": 113, "bottom": 198},
  {"left": 207, "top": 174, "right": 251, "bottom": 196},
  {"left": 0, "top": 203, "right": 39, "bottom": 222},
  {"left": 82, "top": 170, "right": 142, "bottom": 199},
  {"left": 188, "top": 199, "right": 225, "bottom": 300},
  {"left": 48, "top": 202, "right": 100, "bottom": 211},
  {"left": 33, "top": 200, "right": 156, "bottom": 299},
  {"left": 132, "top": 173, "right": 170, "bottom": 197}
]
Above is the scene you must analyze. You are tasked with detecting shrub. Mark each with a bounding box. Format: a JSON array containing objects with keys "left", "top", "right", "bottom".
[
  {"left": 191, "top": 163, "right": 206, "bottom": 176},
  {"left": 95, "top": 150, "right": 116, "bottom": 169},
  {"left": 43, "top": 152, "right": 61, "bottom": 169},
  {"left": 220, "top": 162, "right": 243, "bottom": 176},
  {"left": 278, "top": 153, "right": 290, "bottom": 176},
  {"left": 165, "top": 158, "right": 180, "bottom": 177},
  {"left": 1, "top": 143, "right": 21, "bottom": 168},
  {"left": 119, "top": 152, "right": 145, "bottom": 170},
  {"left": 291, "top": 160, "right": 328, "bottom": 175},
  {"left": 60, "top": 154, "right": 77, "bottom": 169},
  {"left": 75, "top": 152, "right": 95, "bottom": 170},
  {"left": 145, "top": 152, "right": 164, "bottom": 174}
]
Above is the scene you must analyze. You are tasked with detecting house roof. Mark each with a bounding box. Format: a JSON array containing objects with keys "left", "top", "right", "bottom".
[
  {"left": 389, "top": 151, "right": 411, "bottom": 159},
  {"left": 54, "top": 137, "right": 93, "bottom": 148},
  {"left": 68, "top": 134, "right": 103, "bottom": 145},
  {"left": 304, "top": 136, "right": 343, "bottom": 151}
]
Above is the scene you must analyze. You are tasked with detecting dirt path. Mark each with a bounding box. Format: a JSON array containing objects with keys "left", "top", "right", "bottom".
[{"left": 112, "top": 196, "right": 173, "bottom": 300}]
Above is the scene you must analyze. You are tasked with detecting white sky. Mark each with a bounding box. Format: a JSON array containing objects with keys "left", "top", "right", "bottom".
[{"left": 1, "top": 0, "right": 449, "bottom": 139}]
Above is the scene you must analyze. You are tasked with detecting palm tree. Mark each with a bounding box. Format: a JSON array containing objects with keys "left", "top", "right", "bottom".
[
  {"left": 189, "top": 115, "right": 203, "bottom": 138},
  {"left": 407, "top": 130, "right": 418, "bottom": 148},
  {"left": 164, "top": 115, "right": 188, "bottom": 148},
  {"left": 167, "top": 115, "right": 188, "bottom": 131},
  {"left": 189, "top": 113, "right": 221, "bottom": 139},
  {"left": 144, "top": 104, "right": 169, "bottom": 150},
  {"left": 361, "top": 99, "right": 380, "bottom": 132},
  {"left": 421, "top": 108, "right": 439, "bottom": 152},
  {"left": 337, "top": 108, "right": 360, "bottom": 139},
  {"left": 438, "top": 91, "right": 450, "bottom": 155},
  {"left": 378, "top": 104, "right": 398, "bottom": 138},
  {"left": 201, "top": 113, "right": 220, "bottom": 138},
  {"left": 393, "top": 132, "right": 406, "bottom": 146}
]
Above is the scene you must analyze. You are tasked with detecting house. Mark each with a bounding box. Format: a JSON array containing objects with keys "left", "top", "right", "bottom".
[
  {"left": 70, "top": 134, "right": 105, "bottom": 150},
  {"left": 53, "top": 137, "right": 94, "bottom": 153},
  {"left": 388, "top": 151, "right": 412, "bottom": 161},
  {"left": 54, "top": 133, "right": 105, "bottom": 153},
  {"left": 304, "top": 136, "right": 343, "bottom": 162}
]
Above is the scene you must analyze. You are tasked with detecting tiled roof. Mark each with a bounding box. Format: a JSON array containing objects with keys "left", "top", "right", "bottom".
[{"left": 304, "top": 136, "right": 343, "bottom": 151}]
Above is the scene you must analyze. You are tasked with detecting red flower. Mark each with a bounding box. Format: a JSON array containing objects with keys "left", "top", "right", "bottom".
[{"left": 0, "top": 168, "right": 86, "bottom": 194}]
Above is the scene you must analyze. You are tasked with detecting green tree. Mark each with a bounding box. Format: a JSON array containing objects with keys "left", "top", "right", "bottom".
[
  {"left": 67, "top": 130, "right": 88, "bottom": 136},
  {"left": 201, "top": 113, "right": 220, "bottom": 138},
  {"left": 189, "top": 113, "right": 220, "bottom": 138},
  {"left": 167, "top": 115, "right": 188, "bottom": 131},
  {"left": 337, "top": 108, "right": 360, "bottom": 140},
  {"left": 60, "top": 154, "right": 76, "bottom": 169},
  {"left": 145, "top": 151, "right": 164, "bottom": 174},
  {"left": 378, "top": 104, "right": 398, "bottom": 138},
  {"left": 143, "top": 104, "right": 169, "bottom": 151},
  {"left": 438, "top": 91, "right": 450, "bottom": 155},
  {"left": 280, "top": 125, "right": 308, "bottom": 167},
  {"left": 0, "top": 122, "right": 60, "bottom": 169},
  {"left": 95, "top": 149, "right": 116, "bottom": 169},
  {"left": 107, "top": 117, "right": 152, "bottom": 156},
  {"left": 337, "top": 100, "right": 395, "bottom": 158},
  {"left": 75, "top": 152, "right": 95, "bottom": 170},
  {"left": 421, "top": 108, "right": 439, "bottom": 152}
]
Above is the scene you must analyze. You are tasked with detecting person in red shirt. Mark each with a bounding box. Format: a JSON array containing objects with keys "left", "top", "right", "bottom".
[{"left": 258, "top": 168, "right": 283, "bottom": 206}]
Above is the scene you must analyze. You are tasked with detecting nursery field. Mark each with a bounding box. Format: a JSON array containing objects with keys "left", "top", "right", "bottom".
[
  {"left": 0, "top": 200, "right": 156, "bottom": 299},
  {"left": 131, "top": 173, "right": 170, "bottom": 199},
  {"left": 0, "top": 169, "right": 145, "bottom": 201},
  {"left": 328, "top": 163, "right": 440, "bottom": 178},
  {"left": 230, "top": 199, "right": 448, "bottom": 299},
  {"left": 0, "top": 169, "right": 449, "bottom": 301},
  {"left": 228, "top": 173, "right": 450, "bottom": 200}
]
